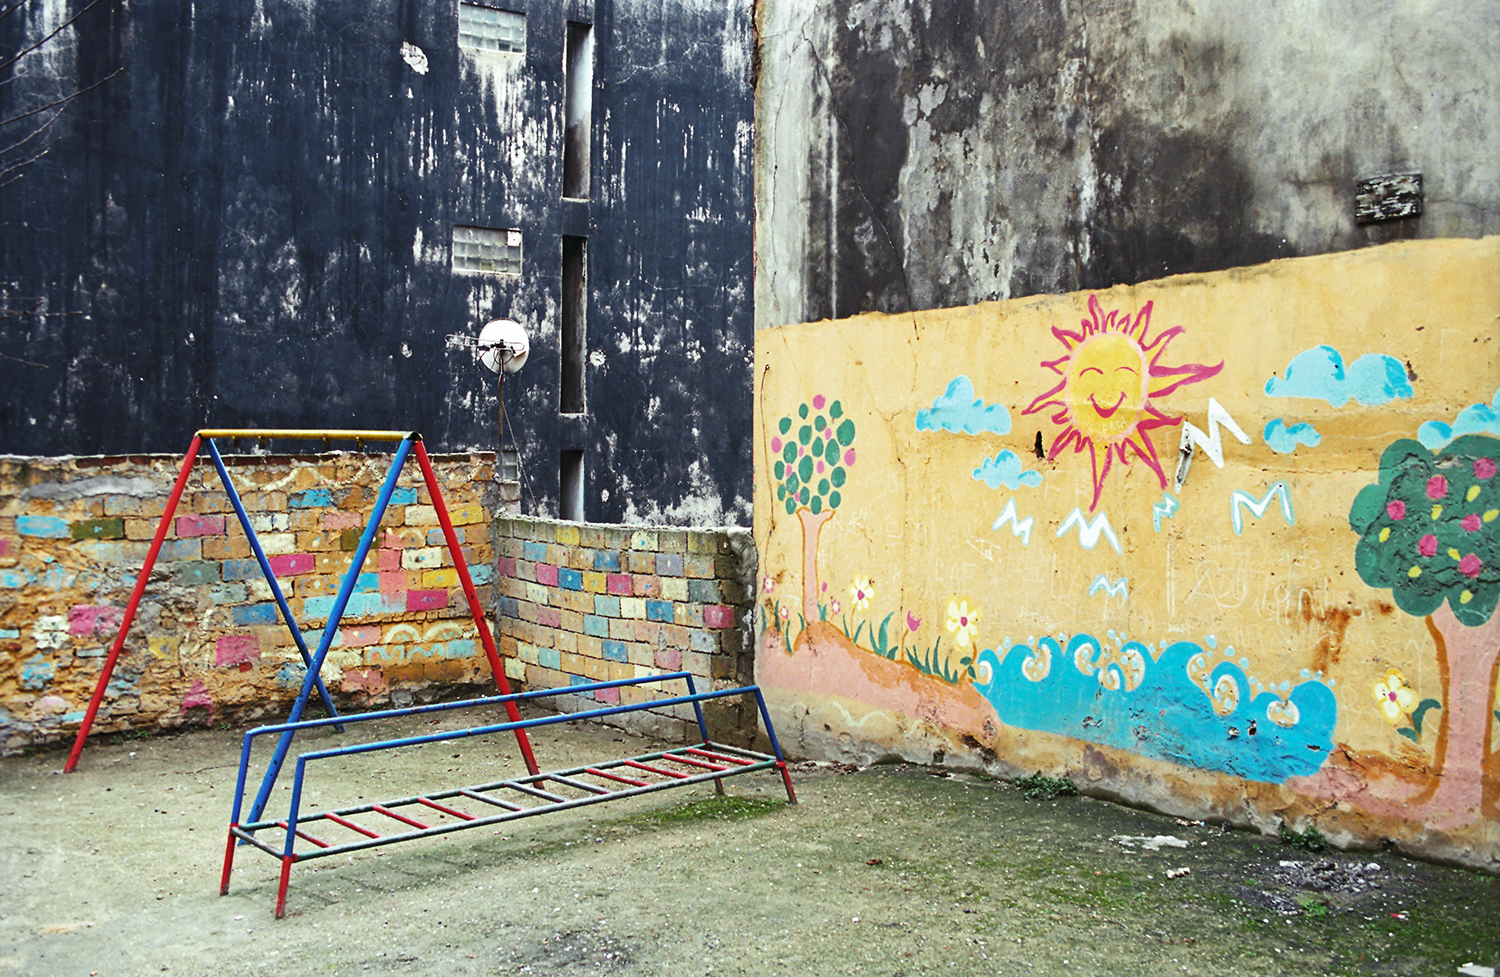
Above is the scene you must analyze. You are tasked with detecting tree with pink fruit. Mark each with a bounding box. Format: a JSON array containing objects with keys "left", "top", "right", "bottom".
[
  {"left": 1349, "top": 434, "right": 1500, "bottom": 824},
  {"left": 771, "top": 395, "right": 857, "bottom": 623}
]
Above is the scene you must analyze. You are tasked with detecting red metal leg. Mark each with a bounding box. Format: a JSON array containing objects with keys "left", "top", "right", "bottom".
[
  {"left": 274, "top": 856, "right": 295, "bottom": 918},
  {"left": 220, "top": 826, "right": 238, "bottom": 895},
  {"left": 412, "top": 438, "right": 539, "bottom": 775},
  {"left": 778, "top": 761, "right": 798, "bottom": 804},
  {"left": 66, "top": 435, "right": 202, "bottom": 773}
]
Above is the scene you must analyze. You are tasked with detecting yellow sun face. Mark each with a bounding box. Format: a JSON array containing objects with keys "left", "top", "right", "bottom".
[
  {"left": 1024, "top": 295, "right": 1223, "bottom": 511},
  {"left": 1064, "top": 332, "right": 1150, "bottom": 443}
]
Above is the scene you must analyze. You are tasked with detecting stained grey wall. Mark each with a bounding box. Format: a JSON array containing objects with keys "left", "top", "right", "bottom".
[
  {"left": 0, "top": 0, "right": 755, "bottom": 526},
  {"left": 754, "top": 0, "right": 1500, "bottom": 327}
]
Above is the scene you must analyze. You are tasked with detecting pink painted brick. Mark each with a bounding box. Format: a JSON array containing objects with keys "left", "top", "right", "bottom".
[
  {"left": 215, "top": 634, "right": 260, "bottom": 667},
  {"left": 497, "top": 556, "right": 517, "bottom": 577},
  {"left": 267, "top": 553, "right": 315, "bottom": 576},
  {"left": 595, "top": 685, "right": 620, "bottom": 705},
  {"left": 175, "top": 514, "right": 226, "bottom": 538},
  {"left": 406, "top": 589, "right": 449, "bottom": 612},
  {"left": 537, "top": 606, "right": 563, "bottom": 628},
  {"left": 535, "top": 563, "right": 560, "bottom": 587},
  {"left": 703, "top": 605, "right": 737, "bottom": 629},
  {"left": 181, "top": 679, "right": 214, "bottom": 713},
  {"left": 632, "top": 575, "right": 662, "bottom": 597},
  {"left": 68, "top": 604, "right": 123, "bottom": 637},
  {"left": 605, "top": 573, "right": 634, "bottom": 595},
  {"left": 337, "top": 625, "right": 384, "bottom": 647},
  {"left": 378, "top": 548, "right": 401, "bottom": 571},
  {"left": 323, "top": 511, "right": 363, "bottom": 530},
  {"left": 0, "top": 539, "right": 11, "bottom": 557},
  {"left": 655, "top": 648, "right": 683, "bottom": 670}
]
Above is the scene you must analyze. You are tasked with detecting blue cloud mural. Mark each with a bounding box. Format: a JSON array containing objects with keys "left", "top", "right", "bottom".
[
  {"left": 974, "top": 634, "right": 1336, "bottom": 783},
  {"left": 916, "top": 376, "right": 1011, "bottom": 435},
  {"left": 973, "top": 449, "right": 1043, "bottom": 490},
  {"left": 1418, "top": 387, "right": 1500, "bottom": 449},
  {"left": 1264, "top": 345, "right": 1413, "bottom": 407},
  {"left": 1263, "top": 419, "right": 1322, "bottom": 454}
]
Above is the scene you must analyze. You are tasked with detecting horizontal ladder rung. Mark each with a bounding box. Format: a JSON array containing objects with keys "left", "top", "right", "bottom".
[
  {"left": 325, "top": 812, "right": 382, "bottom": 839},
  {"left": 624, "top": 759, "right": 688, "bottom": 779},
  {"left": 545, "top": 774, "right": 611, "bottom": 795},
  {"left": 372, "top": 804, "right": 430, "bottom": 830},
  {"left": 276, "top": 820, "right": 331, "bottom": 849},
  {"left": 460, "top": 788, "right": 525, "bottom": 811},
  {"left": 585, "top": 766, "right": 650, "bottom": 787},
  {"left": 504, "top": 781, "right": 568, "bottom": 802},
  {"left": 418, "top": 797, "right": 476, "bottom": 821}
]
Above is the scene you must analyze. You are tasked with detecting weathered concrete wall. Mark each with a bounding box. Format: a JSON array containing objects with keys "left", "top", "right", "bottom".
[
  {"left": 0, "top": 0, "right": 755, "bottom": 524},
  {"left": 0, "top": 450, "right": 506, "bottom": 752},
  {"left": 753, "top": 238, "right": 1500, "bottom": 870},
  {"left": 755, "top": 0, "right": 1500, "bottom": 326},
  {"left": 493, "top": 514, "right": 758, "bottom": 743}
]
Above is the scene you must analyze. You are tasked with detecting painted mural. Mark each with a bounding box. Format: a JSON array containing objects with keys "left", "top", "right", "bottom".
[{"left": 754, "top": 238, "right": 1500, "bottom": 866}]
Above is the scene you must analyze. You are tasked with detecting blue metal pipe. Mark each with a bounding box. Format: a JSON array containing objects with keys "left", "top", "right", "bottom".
[
  {"left": 248, "top": 435, "right": 414, "bottom": 822},
  {"left": 206, "top": 439, "right": 342, "bottom": 727}
]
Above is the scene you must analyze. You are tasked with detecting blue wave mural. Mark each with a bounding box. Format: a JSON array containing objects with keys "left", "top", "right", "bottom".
[{"left": 974, "top": 634, "right": 1336, "bottom": 783}]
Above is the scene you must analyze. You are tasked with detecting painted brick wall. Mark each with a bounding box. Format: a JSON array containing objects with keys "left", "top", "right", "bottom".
[
  {"left": 0, "top": 451, "right": 506, "bottom": 753},
  {"left": 492, "top": 515, "right": 758, "bottom": 744}
]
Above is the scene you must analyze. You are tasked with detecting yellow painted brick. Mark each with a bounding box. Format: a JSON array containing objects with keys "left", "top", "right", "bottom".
[
  {"left": 526, "top": 582, "right": 549, "bottom": 604},
  {"left": 422, "top": 567, "right": 460, "bottom": 588},
  {"left": 556, "top": 523, "right": 581, "bottom": 546},
  {"left": 583, "top": 571, "right": 607, "bottom": 593},
  {"left": 619, "top": 597, "right": 645, "bottom": 619},
  {"left": 504, "top": 656, "right": 525, "bottom": 681},
  {"left": 449, "top": 503, "right": 485, "bottom": 526},
  {"left": 517, "top": 641, "right": 540, "bottom": 665},
  {"left": 659, "top": 577, "right": 689, "bottom": 602}
]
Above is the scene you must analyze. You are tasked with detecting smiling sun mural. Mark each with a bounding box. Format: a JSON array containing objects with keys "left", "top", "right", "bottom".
[{"left": 1023, "top": 294, "right": 1223, "bottom": 511}]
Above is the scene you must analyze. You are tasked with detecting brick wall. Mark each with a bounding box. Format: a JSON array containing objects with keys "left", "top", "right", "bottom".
[
  {"left": 0, "top": 450, "right": 506, "bottom": 753},
  {"left": 492, "top": 515, "right": 758, "bottom": 744}
]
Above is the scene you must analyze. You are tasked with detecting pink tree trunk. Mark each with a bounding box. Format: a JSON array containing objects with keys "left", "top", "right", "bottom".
[
  {"left": 1420, "top": 603, "right": 1500, "bottom": 827},
  {"left": 798, "top": 508, "right": 834, "bottom": 623}
]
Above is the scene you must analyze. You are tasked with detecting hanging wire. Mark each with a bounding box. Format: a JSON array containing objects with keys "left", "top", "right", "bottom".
[{"left": 499, "top": 385, "right": 536, "bottom": 514}]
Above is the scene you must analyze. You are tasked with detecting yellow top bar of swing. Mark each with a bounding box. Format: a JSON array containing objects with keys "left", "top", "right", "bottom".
[{"left": 196, "top": 429, "right": 417, "bottom": 442}]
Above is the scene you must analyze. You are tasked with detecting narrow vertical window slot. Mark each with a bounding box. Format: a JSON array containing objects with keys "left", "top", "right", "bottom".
[
  {"left": 560, "top": 450, "right": 585, "bottom": 521},
  {"left": 560, "top": 235, "right": 587, "bottom": 414},
  {"left": 562, "top": 22, "right": 594, "bottom": 199}
]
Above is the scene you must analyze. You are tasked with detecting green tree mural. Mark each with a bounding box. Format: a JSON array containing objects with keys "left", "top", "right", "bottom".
[
  {"left": 771, "top": 395, "right": 857, "bottom": 621},
  {"left": 1349, "top": 434, "right": 1500, "bottom": 822}
]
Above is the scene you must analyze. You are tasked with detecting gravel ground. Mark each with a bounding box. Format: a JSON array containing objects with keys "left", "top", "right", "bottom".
[{"left": 2, "top": 712, "right": 1498, "bottom": 977}]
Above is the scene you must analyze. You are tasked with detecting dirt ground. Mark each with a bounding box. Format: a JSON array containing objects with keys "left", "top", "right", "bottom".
[{"left": 2, "top": 710, "right": 1498, "bottom": 977}]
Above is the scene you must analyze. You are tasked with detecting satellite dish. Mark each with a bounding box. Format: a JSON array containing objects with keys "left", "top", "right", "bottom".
[{"left": 477, "top": 318, "right": 529, "bottom": 374}]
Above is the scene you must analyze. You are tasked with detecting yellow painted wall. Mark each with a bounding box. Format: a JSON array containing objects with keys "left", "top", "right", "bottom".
[{"left": 753, "top": 238, "right": 1500, "bottom": 869}]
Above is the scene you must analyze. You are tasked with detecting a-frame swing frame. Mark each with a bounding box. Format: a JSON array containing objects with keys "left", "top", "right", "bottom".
[{"left": 64, "top": 430, "right": 540, "bottom": 805}]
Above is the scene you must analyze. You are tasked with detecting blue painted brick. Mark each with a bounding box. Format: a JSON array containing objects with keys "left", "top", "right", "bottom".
[
  {"left": 16, "top": 515, "right": 69, "bottom": 538},
  {"left": 593, "top": 551, "right": 620, "bottom": 571},
  {"left": 445, "top": 639, "right": 478, "bottom": 660},
  {"left": 539, "top": 646, "right": 561, "bottom": 670},
  {"left": 173, "top": 561, "right": 220, "bottom": 587},
  {"left": 470, "top": 563, "right": 494, "bottom": 585},
  {"left": 389, "top": 487, "right": 419, "bottom": 506},
  {"left": 222, "top": 559, "right": 260, "bottom": 582},
  {"left": 353, "top": 572, "right": 380, "bottom": 594},
  {"left": 303, "top": 596, "right": 335, "bottom": 619},
  {"left": 656, "top": 553, "right": 685, "bottom": 577},
  {"left": 558, "top": 568, "right": 583, "bottom": 591},
  {"left": 645, "top": 600, "right": 674, "bottom": 622},
  {"left": 1, "top": 569, "right": 34, "bottom": 588},
  {"left": 523, "top": 541, "right": 549, "bottom": 562},
  {"left": 499, "top": 596, "right": 520, "bottom": 617},
  {"left": 583, "top": 615, "right": 609, "bottom": 638},
  {"left": 157, "top": 539, "right": 201, "bottom": 561},
  {"left": 594, "top": 595, "right": 620, "bottom": 617},
  {"left": 428, "top": 527, "right": 466, "bottom": 545},
  {"left": 289, "top": 488, "right": 335, "bottom": 508},
  {"left": 233, "top": 603, "right": 279, "bottom": 626},
  {"left": 602, "top": 640, "right": 629, "bottom": 662}
]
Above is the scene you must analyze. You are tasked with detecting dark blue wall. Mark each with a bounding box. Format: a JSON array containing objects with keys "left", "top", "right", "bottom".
[{"left": 0, "top": 0, "right": 754, "bottom": 525}]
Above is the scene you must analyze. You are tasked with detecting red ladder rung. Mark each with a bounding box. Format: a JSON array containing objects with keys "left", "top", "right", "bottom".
[
  {"left": 685, "top": 747, "right": 754, "bottom": 766},
  {"left": 275, "top": 820, "right": 331, "bottom": 849},
  {"left": 372, "top": 804, "right": 430, "bottom": 830},
  {"left": 661, "top": 753, "right": 728, "bottom": 772},
  {"left": 325, "top": 812, "right": 382, "bottom": 838},
  {"left": 585, "top": 766, "right": 650, "bottom": 787},
  {"left": 418, "top": 797, "right": 476, "bottom": 821},
  {"left": 624, "top": 759, "right": 688, "bottom": 779}
]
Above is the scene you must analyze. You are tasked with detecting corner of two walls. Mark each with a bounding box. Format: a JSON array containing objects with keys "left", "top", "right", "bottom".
[{"left": 751, "top": 237, "right": 1500, "bottom": 871}]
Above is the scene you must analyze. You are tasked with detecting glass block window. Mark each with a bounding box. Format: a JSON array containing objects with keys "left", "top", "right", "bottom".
[
  {"left": 459, "top": 3, "right": 525, "bottom": 54},
  {"left": 452, "top": 226, "right": 522, "bottom": 275}
]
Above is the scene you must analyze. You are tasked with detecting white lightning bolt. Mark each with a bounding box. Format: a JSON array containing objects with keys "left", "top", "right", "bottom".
[
  {"left": 1056, "top": 508, "right": 1122, "bottom": 554},
  {"left": 990, "top": 498, "right": 1035, "bottom": 546}
]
